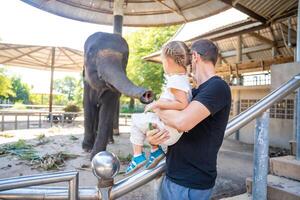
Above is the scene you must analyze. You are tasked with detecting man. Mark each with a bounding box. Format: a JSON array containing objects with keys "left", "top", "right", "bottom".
[{"left": 147, "top": 39, "right": 231, "bottom": 200}]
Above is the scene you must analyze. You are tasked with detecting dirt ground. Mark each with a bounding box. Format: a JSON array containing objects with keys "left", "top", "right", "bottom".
[{"left": 0, "top": 125, "right": 254, "bottom": 199}]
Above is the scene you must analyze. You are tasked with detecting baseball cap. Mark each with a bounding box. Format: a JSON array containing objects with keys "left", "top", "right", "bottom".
[{"left": 191, "top": 39, "right": 218, "bottom": 65}]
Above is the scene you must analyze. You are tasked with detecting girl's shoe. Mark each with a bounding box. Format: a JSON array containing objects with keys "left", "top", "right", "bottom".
[
  {"left": 145, "top": 146, "right": 165, "bottom": 169},
  {"left": 125, "top": 152, "right": 147, "bottom": 175}
]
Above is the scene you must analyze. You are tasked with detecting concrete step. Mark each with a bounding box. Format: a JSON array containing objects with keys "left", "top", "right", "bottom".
[
  {"left": 270, "top": 155, "right": 300, "bottom": 181},
  {"left": 246, "top": 175, "right": 300, "bottom": 200},
  {"left": 289, "top": 140, "right": 296, "bottom": 156},
  {"left": 220, "top": 193, "right": 251, "bottom": 200}
]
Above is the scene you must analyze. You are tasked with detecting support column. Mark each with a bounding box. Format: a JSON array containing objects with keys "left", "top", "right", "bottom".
[
  {"left": 112, "top": 0, "right": 124, "bottom": 136},
  {"left": 296, "top": 0, "right": 300, "bottom": 160},
  {"left": 49, "top": 47, "right": 55, "bottom": 127},
  {"left": 235, "top": 35, "right": 242, "bottom": 140},
  {"left": 113, "top": 0, "right": 124, "bottom": 35},
  {"left": 252, "top": 111, "right": 269, "bottom": 200}
]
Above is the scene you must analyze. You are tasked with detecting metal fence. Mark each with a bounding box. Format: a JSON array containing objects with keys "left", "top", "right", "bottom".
[{"left": 0, "top": 111, "right": 133, "bottom": 131}]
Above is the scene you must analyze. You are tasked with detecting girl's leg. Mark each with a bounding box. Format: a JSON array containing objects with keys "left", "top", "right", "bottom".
[{"left": 133, "top": 143, "right": 143, "bottom": 156}]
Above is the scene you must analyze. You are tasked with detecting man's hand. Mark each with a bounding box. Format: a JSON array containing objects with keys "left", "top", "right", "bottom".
[{"left": 146, "top": 128, "right": 169, "bottom": 146}]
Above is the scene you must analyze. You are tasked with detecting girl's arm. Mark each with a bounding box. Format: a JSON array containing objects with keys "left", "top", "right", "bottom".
[{"left": 146, "top": 88, "right": 189, "bottom": 111}]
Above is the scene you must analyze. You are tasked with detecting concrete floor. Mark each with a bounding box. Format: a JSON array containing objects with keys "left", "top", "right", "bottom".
[{"left": 0, "top": 126, "right": 254, "bottom": 199}]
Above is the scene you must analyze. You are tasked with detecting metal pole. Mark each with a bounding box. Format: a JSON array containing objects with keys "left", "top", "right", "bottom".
[
  {"left": 252, "top": 111, "right": 269, "bottom": 200},
  {"left": 113, "top": 0, "right": 124, "bottom": 35},
  {"left": 235, "top": 35, "right": 242, "bottom": 140},
  {"left": 68, "top": 173, "right": 79, "bottom": 200},
  {"left": 0, "top": 171, "right": 78, "bottom": 191},
  {"left": 112, "top": 0, "right": 124, "bottom": 139},
  {"left": 0, "top": 187, "right": 98, "bottom": 200},
  {"left": 296, "top": 0, "right": 300, "bottom": 160}
]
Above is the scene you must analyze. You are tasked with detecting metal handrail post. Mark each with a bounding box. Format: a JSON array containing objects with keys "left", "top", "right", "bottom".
[
  {"left": 0, "top": 171, "right": 78, "bottom": 191},
  {"left": 69, "top": 173, "right": 79, "bottom": 200},
  {"left": 252, "top": 112, "right": 269, "bottom": 200},
  {"left": 296, "top": 0, "right": 300, "bottom": 160}
]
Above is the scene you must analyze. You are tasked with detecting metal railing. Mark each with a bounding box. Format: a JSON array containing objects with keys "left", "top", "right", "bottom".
[
  {"left": 0, "top": 74, "right": 299, "bottom": 200},
  {"left": 0, "top": 171, "right": 79, "bottom": 200}
]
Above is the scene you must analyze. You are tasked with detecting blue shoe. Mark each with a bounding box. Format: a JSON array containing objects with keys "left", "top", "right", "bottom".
[
  {"left": 125, "top": 152, "right": 147, "bottom": 175},
  {"left": 145, "top": 146, "right": 165, "bottom": 169}
]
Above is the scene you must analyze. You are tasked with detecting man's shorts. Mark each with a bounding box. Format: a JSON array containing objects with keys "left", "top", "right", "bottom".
[{"left": 158, "top": 176, "right": 213, "bottom": 200}]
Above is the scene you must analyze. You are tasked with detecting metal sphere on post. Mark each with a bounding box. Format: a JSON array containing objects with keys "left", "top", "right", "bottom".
[
  {"left": 91, "top": 151, "right": 120, "bottom": 200},
  {"left": 91, "top": 151, "right": 120, "bottom": 180}
]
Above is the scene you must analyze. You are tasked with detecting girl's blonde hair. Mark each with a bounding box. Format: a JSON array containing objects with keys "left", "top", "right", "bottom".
[{"left": 161, "top": 41, "right": 191, "bottom": 68}]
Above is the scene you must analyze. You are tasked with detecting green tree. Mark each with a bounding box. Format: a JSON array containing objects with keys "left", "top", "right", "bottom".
[
  {"left": 54, "top": 76, "right": 77, "bottom": 101},
  {"left": 0, "top": 68, "right": 14, "bottom": 99},
  {"left": 123, "top": 25, "right": 179, "bottom": 109},
  {"left": 9, "top": 76, "right": 30, "bottom": 104},
  {"left": 74, "top": 74, "right": 83, "bottom": 107}
]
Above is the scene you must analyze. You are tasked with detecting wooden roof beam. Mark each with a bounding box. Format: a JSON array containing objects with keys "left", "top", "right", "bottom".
[
  {"left": 248, "top": 32, "right": 275, "bottom": 46},
  {"left": 154, "top": 0, "right": 188, "bottom": 23},
  {"left": 220, "top": 40, "right": 284, "bottom": 58}
]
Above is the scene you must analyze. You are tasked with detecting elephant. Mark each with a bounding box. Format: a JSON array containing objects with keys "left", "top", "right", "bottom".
[{"left": 82, "top": 32, "right": 153, "bottom": 160}]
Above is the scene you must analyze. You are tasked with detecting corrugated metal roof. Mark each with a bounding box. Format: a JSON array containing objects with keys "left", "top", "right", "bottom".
[
  {"left": 144, "top": 16, "right": 297, "bottom": 66},
  {"left": 220, "top": 0, "right": 297, "bottom": 23}
]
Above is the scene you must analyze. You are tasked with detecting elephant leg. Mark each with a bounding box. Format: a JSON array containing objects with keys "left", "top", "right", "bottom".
[
  {"left": 90, "top": 91, "right": 119, "bottom": 160},
  {"left": 82, "top": 81, "right": 97, "bottom": 151}
]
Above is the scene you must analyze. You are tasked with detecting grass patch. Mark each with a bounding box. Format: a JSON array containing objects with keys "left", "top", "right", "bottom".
[
  {"left": 36, "top": 152, "right": 79, "bottom": 170},
  {"left": 36, "top": 133, "right": 50, "bottom": 145},
  {"left": 0, "top": 139, "right": 39, "bottom": 161},
  {"left": 0, "top": 140, "right": 78, "bottom": 170},
  {"left": 0, "top": 133, "right": 14, "bottom": 138}
]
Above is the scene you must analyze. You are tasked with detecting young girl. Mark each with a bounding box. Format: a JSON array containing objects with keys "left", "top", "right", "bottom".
[{"left": 126, "top": 41, "right": 192, "bottom": 175}]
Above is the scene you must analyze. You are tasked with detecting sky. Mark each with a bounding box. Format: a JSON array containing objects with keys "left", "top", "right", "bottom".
[{"left": 0, "top": 1, "right": 248, "bottom": 94}]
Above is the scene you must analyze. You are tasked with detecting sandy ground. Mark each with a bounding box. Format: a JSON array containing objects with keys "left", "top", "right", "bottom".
[{"left": 0, "top": 125, "right": 254, "bottom": 199}]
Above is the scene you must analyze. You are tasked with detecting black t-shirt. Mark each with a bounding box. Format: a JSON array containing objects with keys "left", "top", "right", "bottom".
[{"left": 166, "top": 76, "right": 231, "bottom": 189}]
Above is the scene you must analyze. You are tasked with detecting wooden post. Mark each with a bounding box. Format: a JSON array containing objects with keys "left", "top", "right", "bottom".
[
  {"left": 39, "top": 113, "right": 42, "bottom": 128},
  {"left": 1, "top": 113, "right": 4, "bottom": 131},
  {"left": 15, "top": 115, "right": 17, "bottom": 130},
  {"left": 49, "top": 47, "right": 55, "bottom": 128},
  {"left": 27, "top": 115, "right": 30, "bottom": 129}
]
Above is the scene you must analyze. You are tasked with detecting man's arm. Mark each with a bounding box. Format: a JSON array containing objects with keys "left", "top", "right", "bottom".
[
  {"left": 155, "top": 100, "right": 211, "bottom": 132},
  {"left": 145, "top": 89, "right": 188, "bottom": 112}
]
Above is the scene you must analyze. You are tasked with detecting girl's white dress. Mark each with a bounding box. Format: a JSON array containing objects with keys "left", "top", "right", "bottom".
[{"left": 130, "top": 74, "right": 192, "bottom": 146}]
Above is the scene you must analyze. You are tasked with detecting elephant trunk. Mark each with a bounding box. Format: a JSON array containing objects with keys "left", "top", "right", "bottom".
[{"left": 97, "top": 52, "right": 153, "bottom": 104}]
